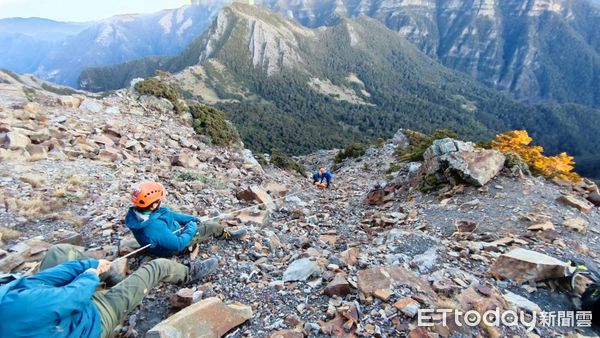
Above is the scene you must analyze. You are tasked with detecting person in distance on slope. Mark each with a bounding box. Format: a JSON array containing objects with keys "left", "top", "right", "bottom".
[
  {"left": 0, "top": 249, "right": 216, "bottom": 338},
  {"left": 125, "top": 181, "right": 247, "bottom": 258},
  {"left": 312, "top": 167, "right": 334, "bottom": 188}
]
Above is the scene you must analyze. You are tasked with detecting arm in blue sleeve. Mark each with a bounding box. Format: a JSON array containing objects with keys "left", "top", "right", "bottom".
[
  {"left": 26, "top": 259, "right": 99, "bottom": 287},
  {"left": 170, "top": 210, "right": 198, "bottom": 225},
  {"left": 153, "top": 221, "right": 196, "bottom": 253},
  {"left": 19, "top": 271, "right": 100, "bottom": 319}
]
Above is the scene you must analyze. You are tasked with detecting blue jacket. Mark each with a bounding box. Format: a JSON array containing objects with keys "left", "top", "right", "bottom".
[
  {"left": 313, "top": 171, "right": 334, "bottom": 183},
  {"left": 0, "top": 259, "right": 102, "bottom": 338},
  {"left": 125, "top": 206, "right": 198, "bottom": 257}
]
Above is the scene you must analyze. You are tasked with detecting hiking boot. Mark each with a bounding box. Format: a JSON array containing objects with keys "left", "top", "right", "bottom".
[
  {"left": 216, "top": 228, "right": 247, "bottom": 240},
  {"left": 189, "top": 257, "right": 218, "bottom": 281}
]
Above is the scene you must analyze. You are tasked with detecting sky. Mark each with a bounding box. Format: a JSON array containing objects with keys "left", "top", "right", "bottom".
[{"left": 0, "top": 0, "right": 189, "bottom": 22}]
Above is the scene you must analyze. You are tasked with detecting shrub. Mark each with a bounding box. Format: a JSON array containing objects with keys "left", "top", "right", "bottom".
[
  {"left": 189, "top": 104, "right": 240, "bottom": 146},
  {"left": 386, "top": 163, "right": 402, "bottom": 174},
  {"left": 41, "top": 83, "right": 77, "bottom": 96},
  {"left": 395, "top": 129, "right": 460, "bottom": 162},
  {"left": 418, "top": 173, "right": 444, "bottom": 193},
  {"left": 22, "top": 87, "right": 37, "bottom": 101},
  {"left": 491, "top": 130, "right": 581, "bottom": 183},
  {"left": 178, "top": 172, "right": 227, "bottom": 189},
  {"left": 270, "top": 148, "right": 306, "bottom": 176},
  {"left": 334, "top": 143, "right": 366, "bottom": 163},
  {"left": 135, "top": 78, "right": 186, "bottom": 113},
  {"left": 255, "top": 154, "right": 268, "bottom": 166},
  {"left": 375, "top": 137, "right": 385, "bottom": 148}
]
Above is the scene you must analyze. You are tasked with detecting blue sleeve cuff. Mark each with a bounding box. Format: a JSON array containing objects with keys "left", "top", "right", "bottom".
[{"left": 86, "top": 259, "right": 99, "bottom": 269}]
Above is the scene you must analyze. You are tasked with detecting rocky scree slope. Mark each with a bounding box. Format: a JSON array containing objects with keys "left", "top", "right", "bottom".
[{"left": 2, "top": 73, "right": 600, "bottom": 336}]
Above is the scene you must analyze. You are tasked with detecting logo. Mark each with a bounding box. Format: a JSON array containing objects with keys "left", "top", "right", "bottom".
[{"left": 417, "top": 309, "right": 592, "bottom": 332}]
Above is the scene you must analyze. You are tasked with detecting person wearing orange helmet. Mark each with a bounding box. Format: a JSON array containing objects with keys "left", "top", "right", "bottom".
[{"left": 125, "top": 181, "right": 246, "bottom": 258}]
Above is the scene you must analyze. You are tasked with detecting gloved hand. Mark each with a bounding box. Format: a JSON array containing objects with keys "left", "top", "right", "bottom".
[{"left": 184, "top": 221, "right": 198, "bottom": 235}]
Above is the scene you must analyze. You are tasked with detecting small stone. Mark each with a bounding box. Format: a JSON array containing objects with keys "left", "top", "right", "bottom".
[
  {"left": 527, "top": 221, "right": 555, "bottom": 231},
  {"left": 563, "top": 217, "right": 588, "bottom": 232},
  {"left": 323, "top": 274, "right": 352, "bottom": 297},
  {"left": 373, "top": 289, "right": 393, "bottom": 302},
  {"left": 393, "top": 297, "right": 420, "bottom": 318},
  {"left": 269, "top": 329, "right": 304, "bottom": 338},
  {"left": 171, "top": 152, "right": 200, "bottom": 169},
  {"left": 474, "top": 284, "right": 493, "bottom": 297}
]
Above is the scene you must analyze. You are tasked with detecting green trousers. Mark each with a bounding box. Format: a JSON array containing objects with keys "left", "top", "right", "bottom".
[
  {"left": 189, "top": 221, "right": 224, "bottom": 248},
  {"left": 40, "top": 244, "right": 189, "bottom": 338}
]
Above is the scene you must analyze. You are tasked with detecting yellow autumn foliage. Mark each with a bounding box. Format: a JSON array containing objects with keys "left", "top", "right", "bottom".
[{"left": 491, "top": 130, "right": 581, "bottom": 183}]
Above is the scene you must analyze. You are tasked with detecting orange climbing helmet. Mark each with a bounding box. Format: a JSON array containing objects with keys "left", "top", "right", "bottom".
[
  {"left": 319, "top": 168, "right": 325, "bottom": 174},
  {"left": 131, "top": 181, "right": 166, "bottom": 208}
]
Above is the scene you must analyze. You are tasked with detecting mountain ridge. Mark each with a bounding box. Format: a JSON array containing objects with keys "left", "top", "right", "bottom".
[
  {"left": 0, "top": 2, "right": 230, "bottom": 86},
  {"left": 78, "top": 3, "right": 600, "bottom": 181},
  {"left": 262, "top": 0, "right": 600, "bottom": 108}
]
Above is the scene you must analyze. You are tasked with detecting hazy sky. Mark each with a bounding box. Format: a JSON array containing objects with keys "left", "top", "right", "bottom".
[{"left": 0, "top": 0, "right": 189, "bottom": 22}]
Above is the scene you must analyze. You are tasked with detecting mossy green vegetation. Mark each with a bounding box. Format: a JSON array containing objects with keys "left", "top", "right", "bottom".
[
  {"left": 395, "top": 129, "right": 460, "bottom": 162},
  {"left": 135, "top": 78, "right": 186, "bottom": 113},
  {"left": 189, "top": 104, "right": 240, "bottom": 146},
  {"left": 270, "top": 148, "right": 306, "bottom": 176},
  {"left": 334, "top": 143, "right": 366, "bottom": 163},
  {"left": 41, "top": 83, "right": 77, "bottom": 96}
]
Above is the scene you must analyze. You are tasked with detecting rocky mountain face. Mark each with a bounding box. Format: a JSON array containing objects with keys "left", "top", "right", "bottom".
[
  {"left": 0, "top": 2, "right": 229, "bottom": 87},
  {"left": 262, "top": 0, "right": 600, "bottom": 107},
  {"left": 1, "top": 70, "right": 600, "bottom": 337},
  {"left": 79, "top": 3, "right": 600, "bottom": 179}
]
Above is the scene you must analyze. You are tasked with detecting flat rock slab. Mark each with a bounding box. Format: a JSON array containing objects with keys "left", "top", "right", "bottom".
[
  {"left": 490, "top": 248, "right": 570, "bottom": 283},
  {"left": 146, "top": 297, "right": 252, "bottom": 338},
  {"left": 558, "top": 195, "right": 594, "bottom": 213},
  {"left": 283, "top": 258, "right": 320, "bottom": 282},
  {"left": 357, "top": 266, "right": 436, "bottom": 300}
]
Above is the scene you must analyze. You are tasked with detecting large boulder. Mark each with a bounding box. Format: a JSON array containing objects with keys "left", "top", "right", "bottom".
[
  {"left": 423, "top": 138, "right": 475, "bottom": 160},
  {"left": 421, "top": 138, "right": 505, "bottom": 187},
  {"left": 490, "top": 248, "right": 570, "bottom": 283},
  {"left": 140, "top": 95, "right": 174, "bottom": 113},
  {"left": 146, "top": 297, "right": 252, "bottom": 338},
  {"left": 442, "top": 149, "right": 506, "bottom": 186}
]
